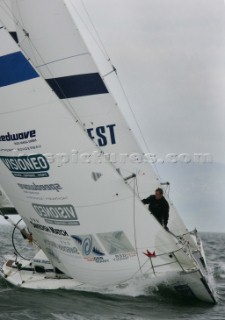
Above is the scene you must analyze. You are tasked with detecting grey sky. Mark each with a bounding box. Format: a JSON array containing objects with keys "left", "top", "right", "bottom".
[
  {"left": 85, "top": 0, "right": 225, "bottom": 163},
  {"left": 84, "top": 0, "right": 225, "bottom": 231}
]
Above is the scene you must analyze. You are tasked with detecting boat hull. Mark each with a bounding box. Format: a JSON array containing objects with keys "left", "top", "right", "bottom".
[
  {"left": 167, "top": 269, "right": 216, "bottom": 304},
  {"left": 0, "top": 256, "right": 216, "bottom": 304}
]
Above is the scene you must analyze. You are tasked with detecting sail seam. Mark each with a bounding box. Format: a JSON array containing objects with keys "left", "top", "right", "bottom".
[
  {"left": 36, "top": 52, "right": 90, "bottom": 68},
  {"left": 8, "top": 193, "right": 133, "bottom": 207},
  {"left": 133, "top": 176, "right": 143, "bottom": 274}
]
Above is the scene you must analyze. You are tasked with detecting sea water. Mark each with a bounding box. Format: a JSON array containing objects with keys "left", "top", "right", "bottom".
[{"left": 0, "top": 225, "right": 224, "bottom": 320}]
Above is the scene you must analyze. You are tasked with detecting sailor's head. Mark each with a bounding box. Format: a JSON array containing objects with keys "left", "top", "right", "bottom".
[{"left": 155, "top": 188, "right": 163, "bottom": 200}]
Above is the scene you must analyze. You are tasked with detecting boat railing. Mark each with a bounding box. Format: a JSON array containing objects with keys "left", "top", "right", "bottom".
[{"left": 143, "top": 245, "right": 198, "bottom": 276}]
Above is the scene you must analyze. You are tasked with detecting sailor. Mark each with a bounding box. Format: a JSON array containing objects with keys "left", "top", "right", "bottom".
[{"left": 142, "top": 188, "right": 169, "bottom": 230}]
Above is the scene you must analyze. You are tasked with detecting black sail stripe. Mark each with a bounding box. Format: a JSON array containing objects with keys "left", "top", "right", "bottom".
[
  {"left": 46, "top": 73, "right": 108, "bottom": 99},
  {"left": 9, "top": 32, "right": 19, "bottom": 44}
]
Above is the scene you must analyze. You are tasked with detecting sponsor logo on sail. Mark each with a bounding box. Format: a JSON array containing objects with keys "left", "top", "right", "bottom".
[
  {"left": 0, "top": 130, "right": 36, "bottom": 142},
  {"left": 87, "top": 124, "right": 116, "bottom": 147},
  {"left": 30, "top": 222, "right": 69, "bottom": 236},
  {"left": 71, "top": 234, "right": 109, "bottom": 263},
  {"left": 0, "top": 154, "right": 50, "bottom": 178},
  {"left": 32, "top": 203, "right": 80, "bottom": 226},
  {"left": 43, "top": 239, "right": 80, "bottom": 256},
  {"left": 18, "top": 182, "right": 62, "bottom": 192}
]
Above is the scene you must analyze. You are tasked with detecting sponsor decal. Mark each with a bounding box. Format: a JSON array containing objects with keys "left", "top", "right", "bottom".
[
  {"left": 71, "top": 234, "right": 109, "bottom": 263},
  {"left": 93, "top": 257, "right": 109, "bottom": 263},
  {"left": 33, "top": 259, "right": 51, "bottom": 265},
  {"left": 143, "top": 250, "right": 156, "bottom": 258},
  {"left": 26, "top": 196, "right": 68, "bottom": 201},
  {"left": 0, "top": 130, "right": 36, "bottom": 142},
  {"left": 45, "top": 196, "right": 68, "bottom": 201},
  {"left": 18, "top": 182, "right": 62, "bottom": 192},
  {"left": 113, "top": 253, "right": 136, "bottom": 262},
  {"left": 32, "top": 203, "right": 80, "bottom": 226},
  {"left": 91, "top": 172, "right": 102, "bottom": 182},
  {"left": 43, "top": 239, "right": 80, "bottom": 256},
  {"left": 0, "top": 154, "right": 49, "bottom": 178},
  {"left": 30, "top": 221, "right": 69, "bottom": 236},
  {"left": 87, "top": 124, "right": 116, "bottom": 147}
]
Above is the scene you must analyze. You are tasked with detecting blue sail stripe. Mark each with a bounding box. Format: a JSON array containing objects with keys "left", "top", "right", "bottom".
[
  {"left": 0, "top": 51, "right": 39, "bottom": 88},
  {"left": 46, "top": 73, "right": 108, "bottom": 99}
]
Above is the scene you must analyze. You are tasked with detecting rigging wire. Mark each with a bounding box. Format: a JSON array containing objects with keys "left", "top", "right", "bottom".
[
  {"left": 132, "top": 176, "right": 143, "bottom": 274},
  {"left": 2, "top": 0, "right": 162, "bottom": 189},
  {"left": 1, "top": 0, "right": 137, "bottom": 181},
  {"left": 135, "top": 172, "right": 140, "bottom": 198},
  {"left": 12, "top": 218, "right": 30, "bottom": 261},
  {"left": 0, "top": 3, "right": 198, "bottom": 286},
  {"left": 68, "top": 0, "right": 111, "bottom": 62},
  {"left": 74, "top": 2, "right": 186, "bottom": 224},
  {"left": 2, "top": 0, "right": 157, "bottom": 191},
  {"left": 76, "top": 0, "right": 162, "bottom": 181},
  {"left": 2, "top": 2, "right": 169, "bottom": 212},
  {"left": 1, "top": 6, "right": 144, "bottom": 213},
  {"left": 15, "top": 0, "right": 40, "bottom": 68},
  {"left": 0, "top": 3, "right": 179, "bottom": 243},
  {"left": 2, "top": 2, "right": 145, "bottom": 195},
  {"left": 0, "top": 3, "right": 13, "bottom": 25},
  {"left": 0, "top": 1, "right": 84, "bottom": 127},
  {"left": 80, "top": 0, "right": 111, "bottom": 61}
]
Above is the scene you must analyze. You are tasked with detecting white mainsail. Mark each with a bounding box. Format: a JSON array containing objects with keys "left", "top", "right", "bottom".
[{"left": 0, "top": 13, "right": 197, "bottom": 286}]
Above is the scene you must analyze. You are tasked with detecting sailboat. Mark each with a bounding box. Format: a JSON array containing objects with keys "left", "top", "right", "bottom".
[{"left": 0, "top": 0, "right": 216, "bottom": 303}]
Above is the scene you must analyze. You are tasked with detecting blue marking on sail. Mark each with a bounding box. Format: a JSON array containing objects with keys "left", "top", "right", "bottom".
[
  {"left": 46, "top": 73, "right": 108, "bottom": 99},
  {"left": 0, "top": 51, "right": 39, "bottom": 87}
]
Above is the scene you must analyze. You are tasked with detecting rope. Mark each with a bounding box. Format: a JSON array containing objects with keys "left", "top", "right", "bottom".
[
  {"left": 80, "top": 0, "right": 111, "bottom": 61},
  {"left": 1, "top": 1, "right": 85, "bottom": 127},
  {"left": 2, "top": 3, "right": 147, "bottom": 204},
  {"left": 1, "top": 0, "right": 19, "bottom": 25},
  {"left": 132, "top": 176, "right": 143, "bottom": 274},
  {"left": 68, "top": 0, "right": 111, "bottom": 62},
  {"left": 135, "top": 171, "right": 140, "bottom": 198},
  {"left": 69, "top": 1, "right": 163, "bottom": 182},
  {"left": 1, "top": 2, "right": 132, "bottom": 186},
  {"left": 2, "top": 0, "right": 163, "bottom": 189},
  {"left": 119, "top": 245, "right": 189, "bottom": 284},
  {"left": 12, "top": 219, "right": 29, "bottom": 260}
]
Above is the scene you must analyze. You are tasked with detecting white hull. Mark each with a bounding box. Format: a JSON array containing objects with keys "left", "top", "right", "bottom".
[
  {"left": 0, "top": 256, "right": 83, "bottom": 290},
  {"left": 167, "top": 269, "right": 216, "bottom": 303},
  {"left": 0, "top": 254, "right": 216, "bottom": 304}
]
